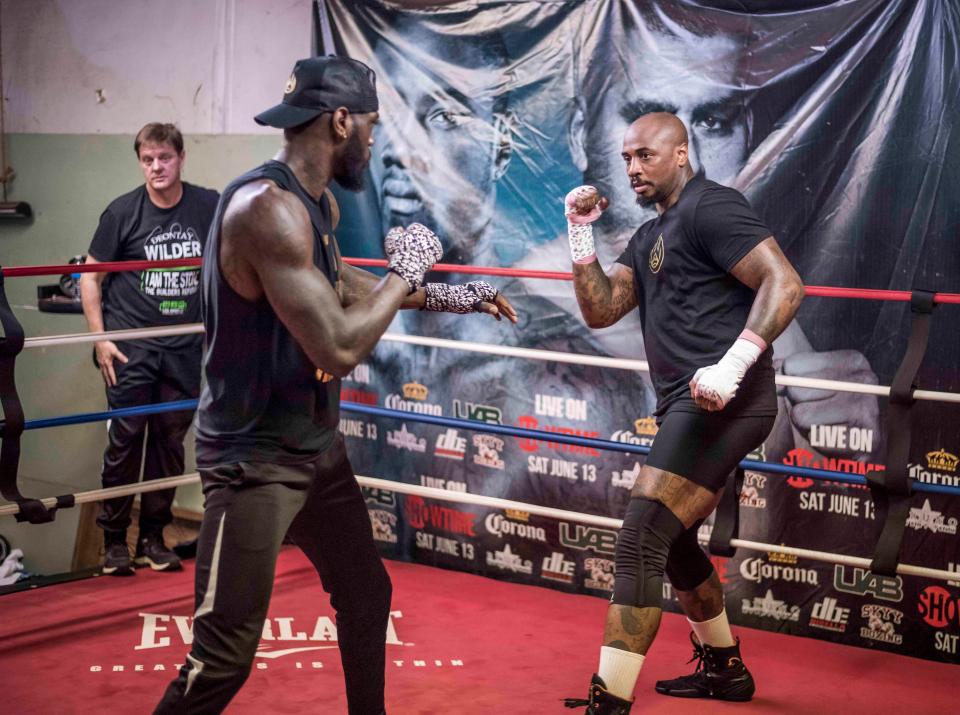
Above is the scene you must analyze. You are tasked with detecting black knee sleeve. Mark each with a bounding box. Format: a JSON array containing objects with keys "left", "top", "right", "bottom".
[
  {"left": 612, "top": 498, "right": 686, "bottom": 607},
  {"left": 665, "top": 519, "right": 715, "bottom": 591}
]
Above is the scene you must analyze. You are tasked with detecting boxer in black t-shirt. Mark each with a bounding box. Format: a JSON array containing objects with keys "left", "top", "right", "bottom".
[
  {"left": 562, "top": 113, "right": 803, "bottom": 713},
  {"left": 80, "top": 123, "right": 219, "bottom": 578}
]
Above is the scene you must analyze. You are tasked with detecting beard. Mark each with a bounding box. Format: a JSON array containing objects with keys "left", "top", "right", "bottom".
[
  {"left": 636, "top": 194, "right": 657, "bottom": 209},
  {"left": 333, "top": 132, "right": 368, "bottom": 192}
]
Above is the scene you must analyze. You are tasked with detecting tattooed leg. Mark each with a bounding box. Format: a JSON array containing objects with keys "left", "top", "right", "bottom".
[
  {"left": 604, "top": 605, "right": 663, "bottom": 654},
  {"left": 676, "top": 571, "right": 726, "bottom": 622}
]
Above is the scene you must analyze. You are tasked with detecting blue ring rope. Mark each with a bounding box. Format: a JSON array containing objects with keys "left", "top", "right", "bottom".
[{"left": 21, "top": 398, "right": 960, "bottom": 498}]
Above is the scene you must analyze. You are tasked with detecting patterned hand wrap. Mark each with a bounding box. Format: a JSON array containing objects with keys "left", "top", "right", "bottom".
[
  {"left": 564, "top": 185, "right": 602, "bottom": 264},
  {"left": 423, "top": 281, "right": 498, "bottom": 313},
  {"left": 384, "top": 222, "right": 443, "bottom": 293}
]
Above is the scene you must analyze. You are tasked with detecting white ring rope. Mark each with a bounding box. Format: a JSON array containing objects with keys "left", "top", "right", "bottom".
[
  {"left": 1, "top": 472, "right": 956, "bottom": 583},
  {"left": 20, "top": 324, "right": 960, "bottom": 403},
  {"left": 23, "top": 324, "right": 204, "bottom": 348}
]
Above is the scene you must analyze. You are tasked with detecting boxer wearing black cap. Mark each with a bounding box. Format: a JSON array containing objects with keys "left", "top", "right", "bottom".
[{"left": 153, "top": 56, "right": 516, "bottom": 715}]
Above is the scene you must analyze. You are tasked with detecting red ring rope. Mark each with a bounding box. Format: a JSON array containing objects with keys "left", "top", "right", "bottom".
[{"left": 4, "top": 258, "right": 959, "bottom": 304}]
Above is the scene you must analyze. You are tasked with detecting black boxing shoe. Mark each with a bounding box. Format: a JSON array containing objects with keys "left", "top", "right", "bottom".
[
  {"left": 563, "top": 674, "right": 634, "bottom": 714},
  {"left": 102, "top": 539, "right": 134, "bottom": 577},
  {"left": 654, "top": 632, "right": 755, "bottom": 701},
  {"left": 133, "top": 533, "right": 182, "bottom": 572}
]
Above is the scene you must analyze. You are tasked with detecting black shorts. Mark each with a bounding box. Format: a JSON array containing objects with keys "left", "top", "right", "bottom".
[{"left": 644, "top": 410, "right": 775, "bottom": 492}]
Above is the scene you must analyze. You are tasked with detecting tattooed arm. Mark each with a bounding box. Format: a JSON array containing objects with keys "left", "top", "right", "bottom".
[
  {"left": 572, "top": 261, "right": 638, "bottom": 329},
  {"left": 730, "top": 237, "right": 804, "bottom": 344}
]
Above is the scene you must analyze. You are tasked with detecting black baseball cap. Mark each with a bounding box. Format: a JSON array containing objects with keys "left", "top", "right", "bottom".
[{"left": 254, "top": 55, "right": 379, "bottom": 129}]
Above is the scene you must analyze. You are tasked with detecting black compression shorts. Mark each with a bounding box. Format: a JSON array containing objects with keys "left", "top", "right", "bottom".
[{"left": 644, "top": 410, "right": 775, "bottom": 492}]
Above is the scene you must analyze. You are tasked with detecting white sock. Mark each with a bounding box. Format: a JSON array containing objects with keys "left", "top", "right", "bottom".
[
  {"left": 597, "top": 645, "right": 645, "bottom": 700},
  {"left": 688, "top": 609, "right": 736, "bottom": 648}
]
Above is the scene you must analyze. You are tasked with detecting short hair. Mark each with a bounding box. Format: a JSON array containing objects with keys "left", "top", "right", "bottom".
[{"left": 134, "top": 123, "right": 184, "bottom": 156}]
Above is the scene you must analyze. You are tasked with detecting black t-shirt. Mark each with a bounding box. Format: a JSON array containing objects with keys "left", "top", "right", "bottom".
[
  {"left": 616, "top": 174, "right": 777, "bottom": 417},
  {"left": 88, "top": 182, "right": 220, "bottom": 350}
]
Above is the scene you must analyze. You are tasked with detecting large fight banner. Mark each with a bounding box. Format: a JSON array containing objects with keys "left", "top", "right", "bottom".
[{"left": 319, "top": 0, "right": 960, "bottom": 664}]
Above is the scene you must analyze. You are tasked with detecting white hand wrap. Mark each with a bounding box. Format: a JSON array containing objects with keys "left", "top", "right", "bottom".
[
  {"left": 423, "top": 281, "right": 498, "bottom": 313},
  {"left": 567, "top": 223, "right": 597, "bottom": 264},
  {"left": 691, "top": 333, "right": 766, "bottom": 410},
  {"left": 564, "top": 186, "right": 603, "bottom": 264},
  {"left": 384, "top": 223, "right": 443, "bottom": 294}
]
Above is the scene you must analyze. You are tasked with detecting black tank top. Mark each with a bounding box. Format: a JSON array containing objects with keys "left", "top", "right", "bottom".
[{"left": 195, "top": 160, "right": 341, "bottom": 466}]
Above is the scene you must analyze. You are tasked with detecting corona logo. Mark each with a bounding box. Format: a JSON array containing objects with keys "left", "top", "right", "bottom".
[
  {"left": 402, "top": 382, "right": 429, "bottom": 401},
  {"left": 505, "top": 509, "right": 530, "bottom": 522},
  {"left": 768, "top": 551, "right": 798, "bottom": 565},
  {"left": 634, "top": 417, "right": 658, "bottom": 436},
  {"left": 926, "top": 449, "right": 959, "bottom": 473}
]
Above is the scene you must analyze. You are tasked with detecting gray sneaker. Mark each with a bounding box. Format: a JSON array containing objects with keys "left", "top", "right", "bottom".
[
  {"left": 133, "top": 534, "right": 182, "bottom": 572},
  {"left": 102, "top": 541, "right": 134, "bottom": 576}
]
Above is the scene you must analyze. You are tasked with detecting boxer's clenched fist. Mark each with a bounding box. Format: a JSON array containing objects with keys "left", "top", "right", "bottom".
[
  {"left": 385, "top": 223, "right": 443, "bottom": 293},
  {"left": 690, "top": 333, "right": 765, "bottom": 411},
  {"left": 423, "top": 280, "right": 498, "bottom": 313},
  {"left": 563, "top": 185, "right": 609, "bottom": 264},
  {"left": 564, "top": 185, "right": 609, "bottom": 224}
]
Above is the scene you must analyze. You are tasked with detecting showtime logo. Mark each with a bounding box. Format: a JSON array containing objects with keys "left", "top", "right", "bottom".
[
  {"left": 515, "top": 415, "right": 600, "bottom": 456},
  {"left": 918, "top": 586, "right": 960, "bottom": 629},
  {"left": 404, "top": 496, "right": 476, "bottom": 536},
  {"left": 340, "top": 387, "right": 378, "bottom": 405},
  {"left": 782, "top": 448, "right": 879, "bottom": 490}
]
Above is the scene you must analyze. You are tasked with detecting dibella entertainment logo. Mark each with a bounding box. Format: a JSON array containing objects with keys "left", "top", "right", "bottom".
[{"left": 88, "top": 611, "right": 467, "bottom": 674}]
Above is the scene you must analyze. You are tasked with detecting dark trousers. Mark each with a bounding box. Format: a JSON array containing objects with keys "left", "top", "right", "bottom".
[
  {"left": 96, "top": 343, "right": 201, "bottom": 539},
  {"left": 154, "top": 435, "right": 392, "bottom": 715}
]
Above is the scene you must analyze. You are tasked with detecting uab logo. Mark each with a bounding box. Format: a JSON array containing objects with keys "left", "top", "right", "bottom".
[
  {"left": 560, "top": 524, "right": 617, "bottom": 556},
  {"left": 833, "top": 565, "right": 903, "bottom": 603},
  {"left": 452, "top": 400, "right": 502, "bottom": 425}
]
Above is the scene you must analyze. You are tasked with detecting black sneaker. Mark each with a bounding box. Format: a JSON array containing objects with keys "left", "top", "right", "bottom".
[
  {"left": 563, "top": 674, "right": 634, "bottom": 714},
  {"left": 133, "top": 534, "right": 183, "bottom": 572},
  {"left": 654, "top": 632, "right": 755, "bottom": 701},
  {"left": 102, "top": 541, "right": 134, "bottom": 576}
]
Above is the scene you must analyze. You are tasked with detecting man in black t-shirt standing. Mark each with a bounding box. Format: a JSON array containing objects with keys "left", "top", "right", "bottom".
[
  {"left": 80, "top": 122, "right": 219, "bottom": 577},
  {"left": 562, "top": 113, "right": 804, "bottom": 713}
]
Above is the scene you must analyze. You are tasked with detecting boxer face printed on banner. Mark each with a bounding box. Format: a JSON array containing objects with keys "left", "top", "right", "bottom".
[
  {"left": 571, "top": 19, "right": 748, "bottom": 248},
  {"left": 372, "top": 19, "right": 512, "bottom": 263}
]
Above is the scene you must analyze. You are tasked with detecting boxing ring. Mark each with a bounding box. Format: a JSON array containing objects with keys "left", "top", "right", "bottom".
[{"left": 2, "top": 257, "right": 960, "bottom": 713}]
